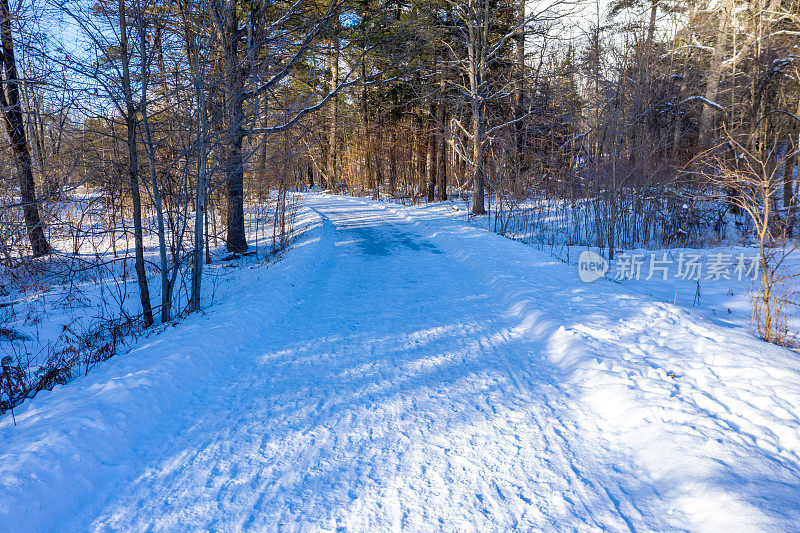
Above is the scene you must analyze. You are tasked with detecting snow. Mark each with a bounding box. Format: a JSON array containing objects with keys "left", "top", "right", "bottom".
[
  {"left": 2, "top": 194, "right": 800, "bottom": 531},
  {"left": 0, "top": 195, "right": 297, "bottom": 405},
  {"left": 423, "top": 196, "right": 799, "bottom": 341}
]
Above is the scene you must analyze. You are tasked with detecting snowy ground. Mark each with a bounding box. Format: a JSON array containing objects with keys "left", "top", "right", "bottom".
[
  {"left": 2, "top": 193, "right": 800, "bottom": 531},
  {"left": 0, "top": 197, "right": 291, "bottom": 375},
  {"left": 428, "top": 197, "right": 800, "bottom": 342}
]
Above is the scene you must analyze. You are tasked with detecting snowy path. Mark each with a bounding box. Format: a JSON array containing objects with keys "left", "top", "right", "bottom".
[{"left": 3, "top": 194, "right": 800, "bottom": 531}]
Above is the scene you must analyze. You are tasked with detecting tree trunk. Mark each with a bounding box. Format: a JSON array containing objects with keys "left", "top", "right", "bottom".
[
  {"left": 138, "top": 15, "right": 172, "bottom": 322},
  {"left": 154, "top": 18, "right": 169, "bottom": 101},
  {"left": 426, "top": 110, "right": 437, "bottom": 201},
  {"left": 645, "top": 0, "right": 658, "bottom": 52},
  {"left": 0, "top": 0, "right": 49, "bottom": 257},
  {"left": 362, "top": 63, "right": 374, "bottom": 195},
  {"left": 436, "top": 86, "right": 447, "bottom": 201},
  {"left": 784, "top": 139, "right": 796, "bottom": 209},
  {"left": 513, "top": 0, "right": 525, "bottom": 185},
  {"left": 118, "top": 0, "right": 154, "bottom": 327},
  {"left": 414, "top": 112, "right": 425, "bottom": 195},
  {"left": 471, "top": 101, "right": 486, "bottom": 214},
  {"left": 189, "top": 14, "right": 208, "bottom": 310},
  {"left": 326, "top": 25, "right": 339, "bottom": 190},
  {"left": 698, "top": 0, "right": 734, "bottom": 149},
  {"left": 467, "top": 3, "right": 488, "bottom": 215},
  {"left": 388, "top": 127, "right": 397, "bottom": 195},
  {"left": 218, "top": 0, "right": 248, "bottom": 253},
  {"left": 373, "top": 121, "right": 383, "bottom": 199}
]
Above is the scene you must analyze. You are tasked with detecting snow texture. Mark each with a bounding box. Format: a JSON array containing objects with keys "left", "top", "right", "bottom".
[{"left": 2, "top": 194, "right": 800, "bottom": 531}]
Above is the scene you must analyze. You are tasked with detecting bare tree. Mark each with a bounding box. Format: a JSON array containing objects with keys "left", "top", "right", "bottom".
[
  {"left": 696, "top": 131, "right": 799, "bottom": 345},
  {"left": 118, "top": 0, "right": 155, "bottom": 327},
  {"left": 0, "top": 0, "right": 49, "bottom": 256},
  {"left": 445, "top": 0, "right": 568, "bottom": 214}
]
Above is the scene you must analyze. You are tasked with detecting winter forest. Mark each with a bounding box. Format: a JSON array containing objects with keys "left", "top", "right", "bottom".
[{"left": 1, "top": 0, "right": 800, "bottom": 528}]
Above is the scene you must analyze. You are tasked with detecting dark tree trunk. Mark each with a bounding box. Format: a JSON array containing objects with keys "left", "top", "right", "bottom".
[
  {"left": 437, "top": 131, "right": 447, "bottom": 201},
  {"left": 436, "top": 82, "right": 447, "bottom": 201},
  {"left": 224, "top": 127, "right": 247, "bottom": 252},
  {"left": 426, "top": 111, "right": 437, "bottom": 202},
  {"left": 388, "top": 127, "right": 397, "bottom": 195},
  {"left": 118, "top": 0, "right": 153, "bottom": 327},
  {"left": 471, "top": 102, "right": 486, "bottom": 215},
  {"left": 373, "top": 121, "right": 383, "bottom": 199},
  {"left": 0, "top": 0, "right": 49, "bottom": 257},
  {"left": 219, "top": 0, "right": 248, "bottom": 253}
]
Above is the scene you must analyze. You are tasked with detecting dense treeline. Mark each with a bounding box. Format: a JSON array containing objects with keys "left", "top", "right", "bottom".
[{"left": 0, "top": 0, "right": 798, "bottom": 335}]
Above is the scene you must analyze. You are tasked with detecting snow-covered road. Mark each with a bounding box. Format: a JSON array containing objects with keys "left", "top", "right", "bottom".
[{"left": 3, "top": 194, "right": 800, "bottom": 531}]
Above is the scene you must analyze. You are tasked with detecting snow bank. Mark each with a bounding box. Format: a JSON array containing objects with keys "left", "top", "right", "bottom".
[
  {"left": 370, "top": 197, "right": 800, "bottom": 531},
  {"left": 0, "top": 204, "right": 330, "bottom": 531}
]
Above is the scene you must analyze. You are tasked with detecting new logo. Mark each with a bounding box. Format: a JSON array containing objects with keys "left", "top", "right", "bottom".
[{"left": 578, "top": 250, "right": 609, "bottom": 282}]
